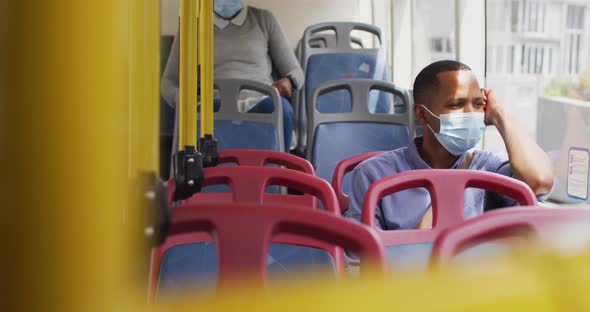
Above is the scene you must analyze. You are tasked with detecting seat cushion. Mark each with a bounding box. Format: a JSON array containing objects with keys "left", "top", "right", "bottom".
[
  {"left": 157, "top": 242, "right": 335, "bottom": 296},
  {"left": 306, "top": 53, "right": 389, "bottom": 113},
  {"left": 312, "top": 123, "right": 410, "bottom": 183}
]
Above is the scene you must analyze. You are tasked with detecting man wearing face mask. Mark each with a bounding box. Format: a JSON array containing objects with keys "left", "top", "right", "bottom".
[
  {"left": 345, "top": 60, "right": 554, "bottom": 230},
  {"left": 161, "top": 0, "right": 304, "bottom": 152}
]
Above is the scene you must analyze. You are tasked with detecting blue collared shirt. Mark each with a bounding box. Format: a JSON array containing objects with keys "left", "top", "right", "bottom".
[{"left": 345, "top": 137, "right": 516, "bottom": 230}]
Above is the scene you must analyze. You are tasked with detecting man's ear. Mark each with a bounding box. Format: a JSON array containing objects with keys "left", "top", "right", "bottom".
[{"left": 414, "top": 103, "right": 427, "bottom": 127}]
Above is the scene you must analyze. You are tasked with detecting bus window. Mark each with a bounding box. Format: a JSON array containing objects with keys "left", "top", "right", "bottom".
[
  {"left": 411, "top": 0, "right": 456, "bottom": 79},
  {"left": 485, "top": 0, "right": 590, "bottom": 203}
]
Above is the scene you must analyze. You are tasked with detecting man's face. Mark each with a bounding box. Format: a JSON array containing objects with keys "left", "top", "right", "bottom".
[{"left": 417, "top": 70, "right": 485, "bottom": 133}]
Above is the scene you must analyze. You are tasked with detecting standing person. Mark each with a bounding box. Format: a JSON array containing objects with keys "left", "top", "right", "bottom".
[{"left": 161, "top": 0, "right": 304, "bottom": 152}]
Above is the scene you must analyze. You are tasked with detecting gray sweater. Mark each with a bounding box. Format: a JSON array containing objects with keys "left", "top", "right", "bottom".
[{"left": 161, "top": 6, "right": 304, "bottom": 110}]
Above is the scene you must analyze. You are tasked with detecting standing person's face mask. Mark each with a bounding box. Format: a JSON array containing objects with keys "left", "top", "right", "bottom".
[
  {"left": 214, "top": 0, "right": 243, "bottom": 19},
  {"left": 421, "top": 105, "right": 485, "bottom": 156}
]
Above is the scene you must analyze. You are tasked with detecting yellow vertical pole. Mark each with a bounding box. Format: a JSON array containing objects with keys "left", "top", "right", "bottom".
[
  {"left": 129, "top": 0, "right": 160, "bottom": 177},
  {"left": 179, "top": 0, "right": 199, "bottom": 151},
  {"left": 199, "top": 0, "right": 214, "bottom": 137},
  {"left": 128, "top": 0, "right": 161, "bottom": 297},
  {"left": 0, "top": 0, "right": 147, "bottom": 310}
]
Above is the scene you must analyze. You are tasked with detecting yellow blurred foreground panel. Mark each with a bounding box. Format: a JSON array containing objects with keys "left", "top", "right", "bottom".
[
  {"left": 1, "top": 0, "right": 158, "bottom": 310},
  {"left": 155, "top": 250, "right": 590, "bottom": 312}
]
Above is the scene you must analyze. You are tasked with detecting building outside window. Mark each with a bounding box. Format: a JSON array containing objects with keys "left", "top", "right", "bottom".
[
  {"left": 486, "top": 0, "right": 590, "bottom": 203},
  {"left": 485, "top": 0, "right": 589, "bottom": 153}
]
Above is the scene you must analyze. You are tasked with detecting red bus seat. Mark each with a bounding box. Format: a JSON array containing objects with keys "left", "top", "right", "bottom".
[
  {"left": 431, "top": 206, "right": 590, "bottom": 268},
  {"left": 148, "top": 203, "right": 386, "bottom": 300},
  {"left": 332, "top": 151, "right": 383, "bottom": 213},
  {"left": 168, "top": 149, "right": 315, "bottom": 203},
  {"left": 361, "top": 169, "right": 537, "bottom": 271}
]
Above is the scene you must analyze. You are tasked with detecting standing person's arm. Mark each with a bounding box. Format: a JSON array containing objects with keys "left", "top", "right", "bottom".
[
  {"left": 161, "top": 31, "right": 180, "bottom": 108},
  {"left": 264, "top": 11, "right": 304, "bottom": 97},
  {"left": 483, "top": 89, "right": 554, "bottom": 195}
]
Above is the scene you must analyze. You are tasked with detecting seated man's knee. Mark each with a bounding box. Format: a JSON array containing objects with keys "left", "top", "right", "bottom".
[
  {"left": 249, "top": 97, "right": 274, "bottom": 113},
  {"left": 280, "top": 97, "right": 294, "bottom": 119}
]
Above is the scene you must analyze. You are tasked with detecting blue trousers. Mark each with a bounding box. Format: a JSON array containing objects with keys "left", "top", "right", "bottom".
[{"left": 213, "top": 97, "right": 294, "bottom": 152}]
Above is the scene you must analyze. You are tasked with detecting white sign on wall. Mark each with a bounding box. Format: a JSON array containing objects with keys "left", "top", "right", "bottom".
[{"left": 567, "top": 147, "right": 590, "bottom": 201}]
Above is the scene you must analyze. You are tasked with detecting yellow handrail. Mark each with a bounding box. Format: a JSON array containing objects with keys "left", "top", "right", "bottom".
[
  {"left": 178, "top": 0, "right": 199, "bottom": 150},
  {"left": 128, "top": 0, "right": 160, "bottom": 177},
  {"left": 199, "top": 0, "right": 214, "bottom": 137}
]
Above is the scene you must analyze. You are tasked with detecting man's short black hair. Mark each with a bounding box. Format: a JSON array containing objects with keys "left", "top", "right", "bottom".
[{"left": 413, "top": 60, "right": 471, "bottom": 107}]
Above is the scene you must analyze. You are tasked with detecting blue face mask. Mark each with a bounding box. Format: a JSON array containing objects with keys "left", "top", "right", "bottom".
[
  {"left": 421, "top": 105, "right": 485, "bottom": 156},
  {"left": 214, "top": 0, "right": 243, "bottom": 19}
]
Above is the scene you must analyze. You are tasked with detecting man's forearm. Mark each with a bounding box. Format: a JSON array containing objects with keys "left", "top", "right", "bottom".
[{"left": 492, "top": 108, "right": 554, "bottom": 195}]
